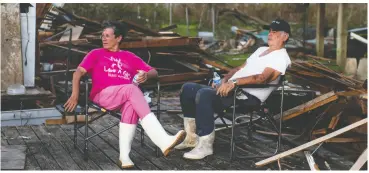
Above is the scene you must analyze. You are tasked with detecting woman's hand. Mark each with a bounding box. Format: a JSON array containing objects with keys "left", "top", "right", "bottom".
[
  {"left": 136, "top": 70, "right": 148, "bottom": 84},
  {"left": 64, "top": 93, "right": 79, "bottom": 112}
]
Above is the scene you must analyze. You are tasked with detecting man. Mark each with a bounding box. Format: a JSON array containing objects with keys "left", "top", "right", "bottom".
[
  {"left": 64, "top": 21, "right": 185, "bottom": 168},
  {"left": 175, "top": 19, "right": 292, "bottom": 160}
]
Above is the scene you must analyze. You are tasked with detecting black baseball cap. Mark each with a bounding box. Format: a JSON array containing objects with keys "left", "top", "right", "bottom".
[{"left": 269, "top": 19, "right": 291, "bottom": 37}]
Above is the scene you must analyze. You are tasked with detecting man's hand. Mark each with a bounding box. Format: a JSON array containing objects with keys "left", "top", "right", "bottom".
[
  {"left": 136, "top": 70, "right": 148, "bottom": 84},
  {"left": 216, "top": 81, "right": 235, "bottom": 97},
  {"left": 64, "top": 93, "right": 79, "bottom": 112}
]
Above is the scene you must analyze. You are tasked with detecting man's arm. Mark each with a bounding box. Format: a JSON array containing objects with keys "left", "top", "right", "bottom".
[
  {"left": 222, "top": 62, "right": 246, "bottom": 83},
  {"left": 216, "top": 67, "right": 281, "bottom": 97},
  {"left": 235, "top": 67, "right": 281, "bottom": 86}
]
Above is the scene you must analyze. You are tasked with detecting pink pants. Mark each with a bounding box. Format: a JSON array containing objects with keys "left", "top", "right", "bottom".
[{"left": 93, "top": 84, "right": 151, "bottom": 124}]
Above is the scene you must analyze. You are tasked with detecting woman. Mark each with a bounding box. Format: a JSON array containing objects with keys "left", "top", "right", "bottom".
[{"left": 64, "top": 21, "right": 185, "bottom": 169}]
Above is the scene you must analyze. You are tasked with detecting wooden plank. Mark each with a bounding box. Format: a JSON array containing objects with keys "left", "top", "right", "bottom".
[
  {"left": 328, "top": 112, "right": 342, "bottom": 129},
  {"left": 350, "top": 148, "right": 367, "bottom": 170},
  {"left": 273, "top": 91, "right": 338, "bottom": 121},
  {"left": 43, "top": 43, "right": 89, "bottom": 54},
  {"left": 31, "top": 125, "right": 81, "bottom": 170},
  {"left": 45, "top": 118, "right": 67, "bottom": 125},
  {"left": 158, "top": 72, "right": 209, "bottom": 84},
  {"left": 305, "top": 54, "right": 335, "bottom": 62},
  {"left": 304, "top": 151, "right": 319, "bottom": 170},
  {"left": 120, "top": 19, "right": 161, "bottom": 36},
  {"left": 16, "top": 125, "right": 61, "bottom": 170},
  {"left": 1, "top": 4, "right": 23, "bottom": 90},
  {"left": 336, "top": 90, "right": 365, "bottom": 97},
  {"left": 325, "top": 137, "right": 366, "bottom": 143},
  {"left": 43, "top": 125, "right": 101, "bottom": 170},
  {"left": 120, "top": 37, "right": 200, "bottom": 49},
  {"left": 202, "top": 58, "right": 232, "bottom": 72},
  {"left": 255, "top": 118, "right": 367, "bottom": 167},
  {"left": 172, "top": 59, "right": 200, "bottom": 72},
  {"left": 39, "top": 39, "right": 89, "bottom": 47},
  {"left": 1, "top": 145, "right": 27, "bottom": 170},
  {"left": 59, "top": 124, "right": 122, "bottom": 170},
  {"left": 1, "top": 126, "right": 41, "bottom": 170},
  {"left": 312, "top": 128, "right": 327, "bottom": 135}
]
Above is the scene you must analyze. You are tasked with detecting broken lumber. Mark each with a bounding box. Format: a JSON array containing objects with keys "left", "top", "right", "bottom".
[
  {"left": 119, "top": 37, "right": 200, "bottom": 49},
  {"left": 255, "top": 118, "right": 367, "bottom": 167},
  {"left": 273, "top": 91, "right": 338, "bottom": 121},
  {"left": 350, "top": 148, "right": 367, "bottom": 170}
]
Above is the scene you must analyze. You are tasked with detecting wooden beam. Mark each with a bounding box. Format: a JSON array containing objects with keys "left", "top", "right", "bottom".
[
  {"left": 325, "top": 137, "right": 366, "bottom": 143},
  {"left": 328, "top": 111, "right": 342, "bottom": 129},
  {"left": 305, "top": 54, "right": 335, "bottom": 62},
  {"left": 119, "top": 37, "right": 200, "bottom": 49},
  {"left": 350, "top": 148, "right": 367, "bottom": 170},
  {"left": 255, "top": 118, "right": 367, "bottom": 167},
  {"left": 312, "top": 128, "right": 327, "bottom": 135},
  {"left": 202, "top": 59, "right": 232, "bottom": 72},
  {"left": 43, "top": 43, "right": 88, "bottom": 54},
  {"left": 336, "top": 3, "right": 348, "bottom": 68},
  {"left": 273, "top": 91, "right": 338, "bottom": 121},
  {"left": 172, "top": 59, "right": 200, "bottom": 72},
  {"left": 304, "top": 151, "right": 320, "bottom": 170},
  {"left": 316, "top": 4, "right": 325, "bottom": 57},
  {"left": 158, "top": 72, "right": 209, "bottom": 83}
]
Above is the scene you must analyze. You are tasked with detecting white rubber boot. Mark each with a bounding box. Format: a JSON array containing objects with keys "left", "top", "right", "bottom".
[
  {"left": 175, "top": 117, "right": 198, "bottom": 150},
  {"left": 118, "top": 122, "right": 136, "bottom": 168},
  {"left": 140, "top": 112, "right": 186, "bottom": 156},
  {"left": 183, "top": 130, "right": 215, "bottom": 160}
]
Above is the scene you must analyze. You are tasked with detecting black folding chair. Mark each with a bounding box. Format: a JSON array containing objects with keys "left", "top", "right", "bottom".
[
  {"left": 221, "top": 75, "right": 286, "bottom": 161},
  {"left": 79, "top": 77, "right": 160, "bottom": 160}
]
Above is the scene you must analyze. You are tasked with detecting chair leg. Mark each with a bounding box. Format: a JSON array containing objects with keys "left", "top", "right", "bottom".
[
  {"left": 74, "top": 112, "right": 77, "bottom": 149},
  {"left": 84, "top": 106, "right": 89, "bottom": 161}
]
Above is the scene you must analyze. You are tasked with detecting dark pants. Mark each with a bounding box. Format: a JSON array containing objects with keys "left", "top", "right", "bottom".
[{"left": 180, "top": 82, "right": 260, "bottom": 136}]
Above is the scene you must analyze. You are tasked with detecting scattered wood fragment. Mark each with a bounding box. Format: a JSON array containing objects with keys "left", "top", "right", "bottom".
[{"left": 255, "top": 118, "right": 367, "bottom": 167}]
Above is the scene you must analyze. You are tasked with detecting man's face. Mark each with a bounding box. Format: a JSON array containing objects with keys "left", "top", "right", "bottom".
[
  {"left": 267, "top": 29, "right": 288, "bottom": 47},
  {"left": 101, "top": 27, "right": 122, "bottom": 50}
]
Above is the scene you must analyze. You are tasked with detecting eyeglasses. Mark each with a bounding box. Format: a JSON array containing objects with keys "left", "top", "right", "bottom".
[{"left": 100, "top": 34, "right": 114, "bottom": 39}]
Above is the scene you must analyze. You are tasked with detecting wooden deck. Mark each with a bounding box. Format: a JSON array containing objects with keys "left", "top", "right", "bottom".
[{"left": 1, "top": 112, "right": 358, "bottom": 170}]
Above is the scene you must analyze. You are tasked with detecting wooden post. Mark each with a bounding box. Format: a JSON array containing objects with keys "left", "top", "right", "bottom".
[
  {"left": 211, "top": 4, "right": 215, "bottom": 36},
  {"left": 336, "top": 3, "right": 348, "bottom": 68},
  {"left": 169, "top": 3, "right": 172, "bottom": 25},
  {"left": 185, "top": 6, "right": 189, "bottom": 36},
  {"left": 316, "top": 3, "right": 325, "bottom": 57}
]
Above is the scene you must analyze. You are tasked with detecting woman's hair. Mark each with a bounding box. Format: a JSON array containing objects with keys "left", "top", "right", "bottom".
[{"left": 102, "top": 21, "right": 128, "bottom": 41}]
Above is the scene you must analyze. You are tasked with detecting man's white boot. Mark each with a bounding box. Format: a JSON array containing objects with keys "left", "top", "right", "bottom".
[
  {"left": 183, "top": 130, "right": 215, "bottom": 160},
  {"left": 175, "top": 117, "right": 198, "bottom": 150},
  {"left": 140, "top": 113, "right": 186, "bottom": 156},
  {"left": 118, "top": 122, "right": 136, "bottom": 168}
]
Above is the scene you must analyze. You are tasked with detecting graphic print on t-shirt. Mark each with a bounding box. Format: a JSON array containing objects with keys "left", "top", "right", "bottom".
[{"left": 103, "top": 56, "right": 132, "bottom": 80}]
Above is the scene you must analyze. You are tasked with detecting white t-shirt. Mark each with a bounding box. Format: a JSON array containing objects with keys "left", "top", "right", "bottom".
[{"left": 229, "top": 46, "right": 291, "bottom": 102}]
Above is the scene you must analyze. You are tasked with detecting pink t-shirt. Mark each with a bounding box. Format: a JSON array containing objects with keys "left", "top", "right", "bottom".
[{"left": 79, "top": 48, "right": 153, "bottom": 100}]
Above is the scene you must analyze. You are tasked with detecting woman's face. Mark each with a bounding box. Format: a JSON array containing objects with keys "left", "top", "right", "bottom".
[{"left": 101, "top": 27, "right": 122, "bottom": 50}]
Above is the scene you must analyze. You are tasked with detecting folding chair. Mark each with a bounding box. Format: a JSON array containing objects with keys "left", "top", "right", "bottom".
[
  {"left": 65, "top": 76, "right": 161, "bottom": 161},
  {"left": 224, "top": 75, "right": 286, "bottom": 160}
]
